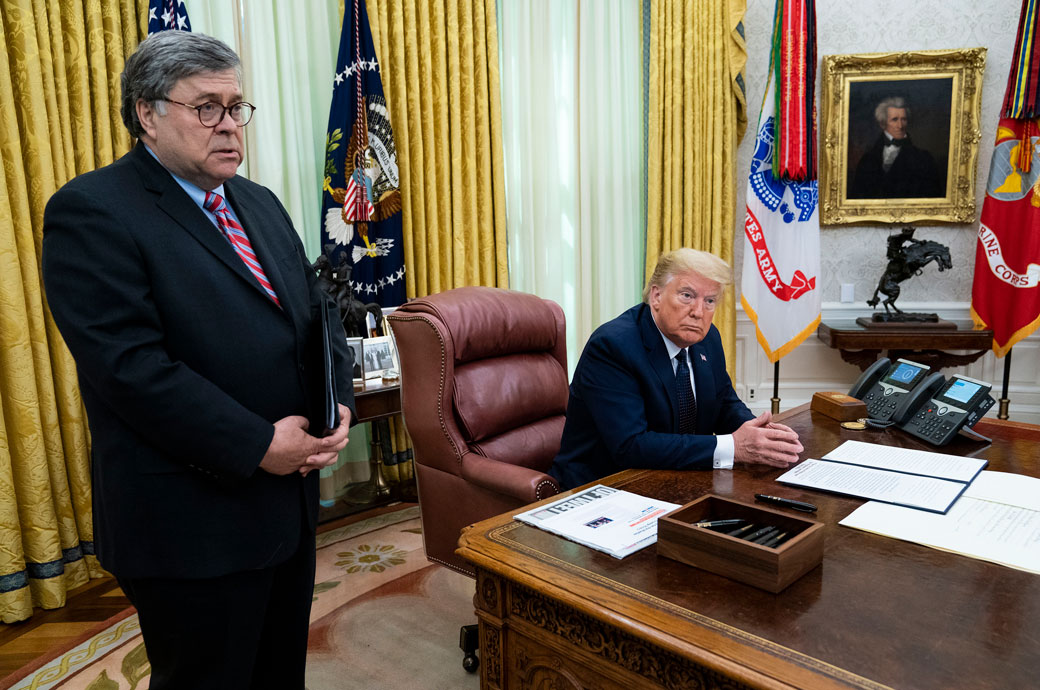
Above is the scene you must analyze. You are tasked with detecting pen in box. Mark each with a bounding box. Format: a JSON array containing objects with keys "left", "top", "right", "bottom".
[{"left": 692, "top": 519, "right": 745, "bottom": 528}]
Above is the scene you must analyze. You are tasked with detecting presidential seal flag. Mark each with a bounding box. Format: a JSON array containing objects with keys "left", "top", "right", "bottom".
[
  {"left": 321, "top": 0, "right": 404, "bottom": 307},
  {"left": 148, "top": 0, "right": 191, "bottom": 33},
  {"left": 740, "top": 0, "right": 820, "bottom": 363}
]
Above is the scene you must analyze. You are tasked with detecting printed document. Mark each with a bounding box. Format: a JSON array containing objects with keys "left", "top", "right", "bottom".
[
  {"left": 776, "top": 440, "right": 987, "bottom": 513},
  {"left": 515, "top": 485, "right": 681, "bottom": 559},
  {"left": 840, "top": 471, "right": 1040, "bottom": 574}
]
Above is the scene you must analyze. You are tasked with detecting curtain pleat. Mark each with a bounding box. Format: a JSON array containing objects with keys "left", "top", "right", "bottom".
[
  {"left": 0, "top": 0, "right": 144, "bottom": 624},
  {"left": 645, "top": 0, "right": 748, "bottom": 372},
  {"left": 368, "top": 0, "right": 508, "bottom": 296}
]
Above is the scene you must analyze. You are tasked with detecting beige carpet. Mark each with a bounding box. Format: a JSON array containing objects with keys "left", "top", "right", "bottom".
[{"left": 4, "top": 506, "right": 481, "bottom": 689}]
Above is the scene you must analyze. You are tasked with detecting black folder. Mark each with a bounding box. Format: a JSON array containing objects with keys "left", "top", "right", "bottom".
[{"left": 308, "top": 298, "right": 341, "bottom": 437}]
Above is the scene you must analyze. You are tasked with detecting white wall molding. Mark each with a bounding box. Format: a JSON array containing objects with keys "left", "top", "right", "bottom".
[{"left": 734, "top": 304, "right": 1040, "bottom": 425}]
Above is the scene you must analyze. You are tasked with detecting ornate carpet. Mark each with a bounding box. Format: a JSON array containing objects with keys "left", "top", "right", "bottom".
[{"left": 3, "top": 506, "right": 480, "bottom": 690}]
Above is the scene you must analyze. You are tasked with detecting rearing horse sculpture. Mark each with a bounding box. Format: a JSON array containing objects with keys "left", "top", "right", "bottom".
[{"left": 867, "top": 232, "right": 952, "bottom": 315}]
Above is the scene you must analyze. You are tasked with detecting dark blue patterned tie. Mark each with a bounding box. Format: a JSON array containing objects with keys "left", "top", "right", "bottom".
[{"left": 676, "top": 349, "right": 697, "bottom": 434}]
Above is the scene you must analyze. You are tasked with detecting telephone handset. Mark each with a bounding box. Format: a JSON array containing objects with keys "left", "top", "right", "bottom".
[
  {"left": 848, "top": 357, "right": 934, "bottom": 423},
  {"left": 900, "top": 374, "right": 996, "bottom": 446}
]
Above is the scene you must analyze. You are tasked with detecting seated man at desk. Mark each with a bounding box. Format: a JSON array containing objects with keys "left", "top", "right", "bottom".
[{"left": 550, "top": 249, "right": 802, "bottom": 489}]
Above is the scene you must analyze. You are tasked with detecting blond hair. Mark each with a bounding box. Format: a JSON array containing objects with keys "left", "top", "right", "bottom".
[{"left": 642, "top": 248, "right": 732, "bottom": 303}]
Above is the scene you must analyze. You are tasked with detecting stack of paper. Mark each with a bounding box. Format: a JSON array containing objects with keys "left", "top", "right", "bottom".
[
  {"left": 840, "top": 471, "right": 1040, "bottom": 574},
  {"left": 515, "top": 485, "right": 681, "bottom": 559},
  {"left": 776, "top": 440, "right": 987, "bottom": 513}
]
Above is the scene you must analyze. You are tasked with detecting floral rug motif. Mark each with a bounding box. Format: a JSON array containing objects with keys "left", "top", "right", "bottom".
[{"left": 5, "top": 506, "right": 479, "bottom": 690}]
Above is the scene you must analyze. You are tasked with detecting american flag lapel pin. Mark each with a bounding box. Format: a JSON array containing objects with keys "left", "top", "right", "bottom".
[{"left": 700, "top": 353, "right": 707, "bottom": 362}]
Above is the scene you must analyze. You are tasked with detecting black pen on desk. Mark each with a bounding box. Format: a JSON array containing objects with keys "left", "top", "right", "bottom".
[
  {"left": 754, "top": 494, "right": 817, "bottom": 513},
  {"left": 692, "top": 519, "right": 745, "bottom": 528},
  {"left": 741, "top": 525, "right": 776, "bottom": 542}
]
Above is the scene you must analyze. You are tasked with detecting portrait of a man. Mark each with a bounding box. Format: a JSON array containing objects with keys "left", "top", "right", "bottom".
[{"left": 845, "top": 79, "right": 952, "bottom": 200}]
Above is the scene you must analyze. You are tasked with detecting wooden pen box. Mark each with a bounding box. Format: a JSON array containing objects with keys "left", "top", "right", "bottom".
[{"left": 657, "top": 494, "right": 824, "bottom": 593}]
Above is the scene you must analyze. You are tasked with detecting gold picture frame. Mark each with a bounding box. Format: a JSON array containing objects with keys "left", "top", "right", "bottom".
[{"left": 819, "top": 48, "right": 986, "bottom": 225}]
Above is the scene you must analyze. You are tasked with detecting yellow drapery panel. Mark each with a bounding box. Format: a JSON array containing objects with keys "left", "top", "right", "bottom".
[
  {"left": 365, "top": 0, "right": 508, "bottom": 296},
  {"left": 0, "top": 0, "right": 146, "bottom": 623},
  {"left": 644, "top": 0, "right": 748, "bottom": 372}
]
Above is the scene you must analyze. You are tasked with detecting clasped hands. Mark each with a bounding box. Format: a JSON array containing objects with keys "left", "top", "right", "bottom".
[
  {"left": 259, "top": 403, "right": 353, "bottom": 476},
  {"left": 732, "top": 411, "right": 803, "bottom": 468}
]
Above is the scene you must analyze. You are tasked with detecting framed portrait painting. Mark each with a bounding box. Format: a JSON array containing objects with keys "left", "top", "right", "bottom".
[{"left": 819, "top": 48, "right": 986, "bottom": 225}]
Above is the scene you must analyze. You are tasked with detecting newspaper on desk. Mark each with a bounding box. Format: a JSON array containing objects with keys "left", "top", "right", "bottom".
[{"left": 515, "top": 485, "right": 681, "bottom": 559}]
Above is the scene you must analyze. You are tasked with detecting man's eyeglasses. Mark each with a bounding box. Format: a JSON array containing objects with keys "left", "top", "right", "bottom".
[{"left": 164, "top": 99, "right": 256, "bottom": 127}]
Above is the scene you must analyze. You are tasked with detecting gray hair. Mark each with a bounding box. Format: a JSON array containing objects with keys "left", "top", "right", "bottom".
[
  {"left": 642, "top": 248, "right": 733, "bottom": 302},
  {"left": 121, "top": 32, "right": 242, "bottom": 137},
  {"left": 874, "top": 97, "right": 910, "bottom": 128}
]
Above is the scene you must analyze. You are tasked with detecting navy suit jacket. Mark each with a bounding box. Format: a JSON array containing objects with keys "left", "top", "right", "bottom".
[
  {"left": 550, "top": 303, "right": 753, "bottom": 489},
  {"left": 42, "top": 143, "right": 356, "bottom": 579}
]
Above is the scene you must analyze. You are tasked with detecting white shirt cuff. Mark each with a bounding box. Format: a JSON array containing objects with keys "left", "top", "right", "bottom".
[{"left": 713, "top": 435, "right": 734, "bottom": 469}]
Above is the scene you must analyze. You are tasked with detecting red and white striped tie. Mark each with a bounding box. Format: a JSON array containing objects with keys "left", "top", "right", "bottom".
[{"left": 203, "top": 192, "right": 280, "bottom": 307}]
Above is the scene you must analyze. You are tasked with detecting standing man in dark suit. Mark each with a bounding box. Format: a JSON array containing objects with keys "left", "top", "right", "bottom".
[
  {"left": 849, "top": 96, "right": 944, "bottom": 199},
  {"left": 42, "top": 32, "right": 355, "bottom": 689},
  {"left": 550, "top": 249, "right": 802, "bottom": 490}
]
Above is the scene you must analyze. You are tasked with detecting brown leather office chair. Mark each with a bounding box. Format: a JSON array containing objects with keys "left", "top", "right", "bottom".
[{"left": 387, "top": 286, "right": 566, "bottom": 578}]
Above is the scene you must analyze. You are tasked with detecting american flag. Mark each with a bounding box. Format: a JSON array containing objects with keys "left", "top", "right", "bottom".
[{"left": 148, "top": 0, "right": 192, "bottom": 34}]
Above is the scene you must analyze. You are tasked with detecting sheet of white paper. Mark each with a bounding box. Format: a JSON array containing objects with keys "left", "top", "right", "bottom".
[
  {"left": 823, "top": 440, "right": 986, "bottom": 482},
  {"left": 778, "top": 458, "right": 964, "bottom": 512},
  {"left": 964, "top": 471, "right": 1040, "bottom": 510},
  {"left": 840, "top": 482, "right": 1040, "bottom": 575}
]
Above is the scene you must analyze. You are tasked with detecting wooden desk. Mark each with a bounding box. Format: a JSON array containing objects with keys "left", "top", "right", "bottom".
[
  {"left": 817, "top": 320, "right": 994, "bottom": 371},
  {"left": 457, "top": 406, "right": 1040, "bottom": 690}
]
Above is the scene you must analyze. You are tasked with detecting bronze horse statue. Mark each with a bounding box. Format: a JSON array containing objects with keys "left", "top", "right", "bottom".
[
  {"left": 311, "top": 247, "right": 383, "bottom": 338},
  {"left": 867, "top": 234, "right": 952, "bottom": 315}
]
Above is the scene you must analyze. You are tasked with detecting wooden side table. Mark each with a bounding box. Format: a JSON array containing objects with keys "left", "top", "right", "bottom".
[
  {"left": 817, "top": 320, "right": 994, "bottom": 371},
  {"left": 318, "top": 378, "right": 413, "bottom": 524}
]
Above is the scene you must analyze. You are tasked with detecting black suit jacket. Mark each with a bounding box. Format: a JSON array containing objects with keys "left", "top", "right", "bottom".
[
  {"left": 42, "top": 143, "right": 355, "bottom": 579},
  {"left": 549, "top": 303, "right": 753, "bottom": 489},
  {"left": 849, "top": 135, "right": 943, "bottom": 199}
]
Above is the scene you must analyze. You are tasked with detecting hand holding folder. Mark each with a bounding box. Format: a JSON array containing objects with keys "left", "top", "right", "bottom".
[{"left": 308, "top": 298, "right": 341, "bottom": 437}]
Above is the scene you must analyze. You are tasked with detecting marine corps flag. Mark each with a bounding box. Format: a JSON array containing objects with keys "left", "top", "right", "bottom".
[
  {"left": 321, "top": 0, "right": 404, "bottom": 306},
  {"left": 970, "top": 0, "right": 1040, "bottom": 356},
  {"left": 740, "top": 0, "right": 820, "bottom": 362}
]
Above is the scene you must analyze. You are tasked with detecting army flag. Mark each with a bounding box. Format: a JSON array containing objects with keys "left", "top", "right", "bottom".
[
  {"left": 740, "top": 0, "right": 820, "bottom": 363},
  {"left": 148, "top": 0, "right": 191, "bottom": 33},
  {"left": 320, "top": 0, "right": 404, "bottom": 307}
]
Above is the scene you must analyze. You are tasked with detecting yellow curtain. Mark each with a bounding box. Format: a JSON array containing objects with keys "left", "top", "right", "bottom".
[
  {"left": 0, "top": 0, "right": 146, "bottom": 624},
  {"left": 644, "top": 0, "right": 748, "bottom": 372},
  {"left": 366, "top": 0, "right": 508, "bottom": 295}
]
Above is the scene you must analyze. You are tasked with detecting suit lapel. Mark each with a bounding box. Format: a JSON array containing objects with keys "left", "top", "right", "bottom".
[
  {"left": 224, "top": 179, "right": 294, "bottom": 322},
  {"left": 130, "top": 144, "right": 290, "bottom": 320},
  {"left": 637, "top": 304, "right": 680, "bottom": 428}
]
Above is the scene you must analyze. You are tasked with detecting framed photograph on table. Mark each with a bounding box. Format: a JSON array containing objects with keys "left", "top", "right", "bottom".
[
  {"left": 362, "top": 335, "right": 398, "bottom": 380},
  {"left": 346, "top": 337, "right": 365, "bottom": 384},
  {"left": 819, "top": 48, "right": 986, "bottom": 225}
]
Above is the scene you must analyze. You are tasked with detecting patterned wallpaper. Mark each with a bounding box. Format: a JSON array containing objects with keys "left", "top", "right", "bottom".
[{"left": 734, "top": 0, "right": 1021, "bottom": 306}]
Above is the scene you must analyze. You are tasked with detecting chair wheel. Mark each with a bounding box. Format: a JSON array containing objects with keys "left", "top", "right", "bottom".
[{"left": 462, "top": 652, "right": 480, "bottom": 673}]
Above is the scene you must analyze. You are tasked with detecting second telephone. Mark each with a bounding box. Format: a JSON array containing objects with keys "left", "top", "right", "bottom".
[
  {"left": 848, "top": 357, "right": 995, "bottom": 445},
  {"left": 847, "top": 357, "right": 942, "bottom": 424}
]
